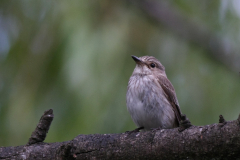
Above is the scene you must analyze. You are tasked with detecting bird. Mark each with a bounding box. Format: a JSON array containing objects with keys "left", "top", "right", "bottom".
[{"left": 126, "top": 55, "right": 182, "bottom": 131}]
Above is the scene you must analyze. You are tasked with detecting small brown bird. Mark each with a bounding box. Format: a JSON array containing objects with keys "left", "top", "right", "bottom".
[{"left": 126, "top": 55, "right": 182, "bottom": 130}]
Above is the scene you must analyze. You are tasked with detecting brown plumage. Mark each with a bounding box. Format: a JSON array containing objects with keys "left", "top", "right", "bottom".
[{"left": 126, "top": 55, "right": 182, "bottom": 130}]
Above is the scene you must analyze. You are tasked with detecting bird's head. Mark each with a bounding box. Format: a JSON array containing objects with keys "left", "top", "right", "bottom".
[{"left": 131, "top": 55, "right": 166, "bottom": 76}]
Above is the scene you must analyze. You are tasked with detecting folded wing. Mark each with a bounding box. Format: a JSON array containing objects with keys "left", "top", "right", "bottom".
[{"left": 157, "top": 75, "right": 182, "bottom": 125}]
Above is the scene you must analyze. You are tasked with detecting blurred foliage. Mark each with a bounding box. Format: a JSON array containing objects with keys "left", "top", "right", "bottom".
[{"left": 0, "top": 0, "right": 240, "bottom": 146}]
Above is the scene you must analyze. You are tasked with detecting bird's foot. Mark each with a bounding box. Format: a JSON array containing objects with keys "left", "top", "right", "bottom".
[
  {"left": 178, "top": 114, "right": 192, "bottom": 132},
  {"left": 125, "top": 126, "right": 144, "bottom": 134},
  {"left": 150, "top": 127, "right": 162, "bottom": 132}
]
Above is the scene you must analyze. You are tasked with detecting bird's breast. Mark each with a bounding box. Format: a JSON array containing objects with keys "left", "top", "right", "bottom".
[{"left": 126, "top": 75, "right": 177, "bottom": 129}]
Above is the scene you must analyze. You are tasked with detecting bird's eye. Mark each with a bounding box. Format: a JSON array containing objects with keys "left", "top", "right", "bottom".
[{"left": 150, "top": 63, "right": 155, "bottom": 68}]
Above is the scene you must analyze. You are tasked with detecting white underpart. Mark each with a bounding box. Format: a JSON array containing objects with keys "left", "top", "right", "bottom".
[{"left": 126, "top": 65, "right": 176, "bottom": 129}]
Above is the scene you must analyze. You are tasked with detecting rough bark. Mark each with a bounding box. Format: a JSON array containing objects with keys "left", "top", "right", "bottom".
[
  {"left": 0, "top": 109, "right": 240, "bottom": 160},
  {"left": 27, "top": 109, "right": 54, "bottom": 145}
]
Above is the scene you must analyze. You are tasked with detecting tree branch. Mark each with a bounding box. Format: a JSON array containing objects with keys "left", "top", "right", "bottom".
[
  {"left": 27, "top": 109, "right": 54, "bottom": 145},
  {"left": 0, "top": 109, "right": 240, "bottom": 159}
]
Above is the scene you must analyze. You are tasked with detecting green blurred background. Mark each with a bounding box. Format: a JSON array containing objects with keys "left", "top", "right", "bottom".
[{"left": 1, "top": 0, "right": 240, "bottom": 147}]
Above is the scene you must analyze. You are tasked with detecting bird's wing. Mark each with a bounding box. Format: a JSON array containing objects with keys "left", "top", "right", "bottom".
[{"left": 157, "top": 75, "right": 182, "bottom": 124}]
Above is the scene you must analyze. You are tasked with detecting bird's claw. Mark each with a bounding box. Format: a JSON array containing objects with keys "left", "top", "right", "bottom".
[
  {"left": 125, "top": 126, "right": 144, "bottom": 134},
  {"left": 150, "top": 127, "right": 162, "bottom": 132}
]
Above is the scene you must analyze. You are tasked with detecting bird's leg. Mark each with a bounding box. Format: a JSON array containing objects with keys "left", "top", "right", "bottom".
[
  {"left": 178, "top": 114, "right": 192, "bottom": 132},
  {"left": 125, "top": 126, "right": 144, "bottom": 134}
]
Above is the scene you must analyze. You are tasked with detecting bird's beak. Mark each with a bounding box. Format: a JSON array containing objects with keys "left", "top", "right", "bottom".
[{"left": 131, "top": 55, "right": 143, "bottom": 65}]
